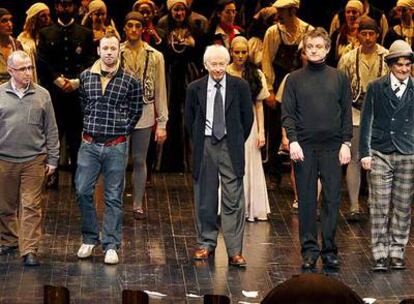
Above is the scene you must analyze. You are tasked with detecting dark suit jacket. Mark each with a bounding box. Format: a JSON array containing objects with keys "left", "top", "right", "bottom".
[
  {"left": 185, "top": 73, "right": 253, "bottom": 180},
  {"left": 359, "top": 74, "right": 414, "bottom": 159},
  {"left": 36, "top": 22, "right": 94, "bottom": 86}
]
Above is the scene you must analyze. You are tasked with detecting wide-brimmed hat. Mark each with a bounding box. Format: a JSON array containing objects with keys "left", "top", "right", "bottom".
[{"left": 385, "top": 39, "right": 414, "bottom": 63}]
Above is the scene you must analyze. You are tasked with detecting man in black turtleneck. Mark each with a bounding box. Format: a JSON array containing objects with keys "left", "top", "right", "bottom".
[{"left": 282, "top": 27, "right": 352, "bottom": 271}]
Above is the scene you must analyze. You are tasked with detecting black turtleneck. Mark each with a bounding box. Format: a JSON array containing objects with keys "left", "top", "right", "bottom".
[{"left": 281, "top": 60, "right": 353, "bottom": 149}]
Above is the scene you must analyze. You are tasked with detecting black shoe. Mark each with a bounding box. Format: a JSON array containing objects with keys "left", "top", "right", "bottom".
[
  {"left": 372, "top": 258, "right": 388, "bottom": 272},
  {"left": 390, "top": 257, "right": 406, "bottom": 270},
  {"left": 345, "top": 212, "right": 360, "bottom": 223},
  {"left": 0, "top": 245, "right": 18, "bottom": 255},
  {"left": 23, "top": 252, "right": 40, "bottom": 266},
  {"left": 323, "top": 254, "right": 340, "bottom": 269},
  {"left": 302, "top": 256, "right": 317, "bottom": 270}
]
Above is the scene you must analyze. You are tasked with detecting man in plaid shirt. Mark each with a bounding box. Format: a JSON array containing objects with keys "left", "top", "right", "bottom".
[{"left": 75, "top": 32, "right": 142, "bottom": 265}]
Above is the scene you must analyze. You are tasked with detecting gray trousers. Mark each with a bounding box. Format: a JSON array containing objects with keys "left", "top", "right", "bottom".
[
  {"left": 194, "top": 137, "right": 245, "bottom": 257},
  {"left": 369, "top": 150, "right": 414, "bottom": 260}
]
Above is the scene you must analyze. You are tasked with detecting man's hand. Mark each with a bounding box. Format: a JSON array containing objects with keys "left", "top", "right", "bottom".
[
  {"left": 45, "top": 164, "right": 56, "bottom": 176},
  {"left": 290, "top": 141, "right": 304, "bottom": 162},
  {"left": 361, "top": 156, "right": 372, "bottom": 170},
  {"left": 339, "top": 144, "right": 351, "bottom": 165},
  {"left": 155, "top": 128, "right": 167, "bottom": 144},
  {"left": 61, "top": 79, "right": 75, "bottom": 93},
  {"left": 281, "top": 136, "right": 289, "bottom": 151}
]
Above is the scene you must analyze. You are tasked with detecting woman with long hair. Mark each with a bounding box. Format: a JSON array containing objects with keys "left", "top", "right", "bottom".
[{"left": 226, "top": 36, "right": 270, "bottom": 221}]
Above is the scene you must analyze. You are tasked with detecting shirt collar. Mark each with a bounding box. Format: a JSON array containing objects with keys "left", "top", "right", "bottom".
[
  {"left": 58, "top": 18, "right": 75, "bottom": 27},
  {"left": 390, "top": 72, "right": 409, "bottom": 87},
  {"left": 208, "top": 74, "right": 226, "bottom": 87},
  {"left": 10, "top": 79, "right": 30, "bottom": 93}
]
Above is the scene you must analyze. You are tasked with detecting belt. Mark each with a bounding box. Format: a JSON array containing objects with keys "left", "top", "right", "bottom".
[{"left": 82, "top": 133, "right": 127, "bottom": 147}]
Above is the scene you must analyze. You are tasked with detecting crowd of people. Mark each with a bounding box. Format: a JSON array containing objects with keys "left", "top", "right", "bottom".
[{"left": 0, "top": 0, "right": 413, "bottom": 275}]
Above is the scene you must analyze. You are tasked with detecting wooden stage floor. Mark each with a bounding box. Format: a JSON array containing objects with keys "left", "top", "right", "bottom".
[{"left": 0, "top": 172, "right": 413, "bottom": 303}]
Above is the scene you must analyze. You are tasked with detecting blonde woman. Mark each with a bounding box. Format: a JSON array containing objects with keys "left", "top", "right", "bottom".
[{"left": 226, "top": 36, "right": 270, "bottom": 221}]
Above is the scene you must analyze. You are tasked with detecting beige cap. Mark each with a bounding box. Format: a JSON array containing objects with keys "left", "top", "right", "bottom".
[
  {"left": 346, "top": 0, "right": 364, "bottom": 13},
  {"left": 26, "top": 2, "right": 49, "bottom": 20},
  {"left": 88, "top": 0, "right": 107, "bottom": 14},
  {"left": 385, "top": 39, "right": 414, "bottom": 63},
  {"left": 273, "top": 0, "right": 300, "bottom": 9},
  {"left": 167, "top": 0, "right": 188, "bottom": 10},
  {"left": 396, "top": 0, "right": 414, "bottom": 8},
  {"left": 132, "top": 0, "right": 156, "bottom": 12}
]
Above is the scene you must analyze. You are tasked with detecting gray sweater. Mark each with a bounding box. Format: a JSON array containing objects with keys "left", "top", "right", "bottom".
[{"left": 0, "top": 81, "right": 59, "bottom": 166}]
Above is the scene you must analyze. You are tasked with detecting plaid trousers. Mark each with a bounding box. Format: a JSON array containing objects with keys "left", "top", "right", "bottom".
[{"left": 369, "top": 150, "right": 414, "bottom": 260}]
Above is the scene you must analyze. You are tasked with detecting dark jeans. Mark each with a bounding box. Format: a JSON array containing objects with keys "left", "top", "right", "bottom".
[
  {"left": 293, "top": 147, "right": 342, "bottom": 259},
  {"left": 75, "top": 141, "right": 128, "bottom": 251}
]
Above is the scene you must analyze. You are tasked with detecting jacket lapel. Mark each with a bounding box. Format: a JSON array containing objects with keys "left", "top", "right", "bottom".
[
  {"left": 225, "top": 74, "right": 235, "bottom": 112},
  {"left": 197, "top": 75, "right": 209, "bottom": 116},
  {"left": 395, "top": 76, "right": 414, "bottom": 113}
]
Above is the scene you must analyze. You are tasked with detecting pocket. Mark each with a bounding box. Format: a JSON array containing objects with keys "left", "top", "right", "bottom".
[{"left": 28, "top": 107, "right": 43, "bottom": 125}]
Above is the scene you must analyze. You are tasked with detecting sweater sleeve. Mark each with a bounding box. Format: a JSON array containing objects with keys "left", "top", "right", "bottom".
[
  {"left": 339, "top": 71, "right": 353, "bottom": 142},
  {"left": 44, "top": 93, "right": 60, "bottom": 167},
  {"left": 281, "top": 75, "right": 298, "bottom": 142}
]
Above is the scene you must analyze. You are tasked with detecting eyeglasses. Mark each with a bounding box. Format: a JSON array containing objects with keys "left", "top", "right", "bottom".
[{"left": 11, "top": 65, "right": 33, "bottom": 72}]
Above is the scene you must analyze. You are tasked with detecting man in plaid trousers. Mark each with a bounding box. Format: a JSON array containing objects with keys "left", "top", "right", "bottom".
[{"left": 359, "top": 39, "right": 414, "bottom": 272}]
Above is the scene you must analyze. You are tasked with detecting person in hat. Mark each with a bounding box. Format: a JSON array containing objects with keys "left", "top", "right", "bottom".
[
  {"left": 337, "top": 16, "right": 389, "bottom": 223},
  {"left": 37, "top": 0, "right": 95, "bottom": 188},
  {"left": 0, "top": 8, "right": 22, "bottom": 85},
  {"left": 328, "top": 0, "right": 363, "bottom": 65},
  {"left": 81, "top": 0, "right": 120, "bottom": 44},
  {"left": 359, "top": 39, "right": 414, "bottom": 272},
  {"left": 384, "top": 0, "right": 414, "bottom": 49},
  {"left": 157, "top": 0, "right": 203, "bottom": 172},
  {"left": 120, "top": 11, "right": 168, "bottom": 220},
  {"left": 282, "top": 27, "right": 352, "bottom": 271},
  {"left": 17, "top": 3, "right": 52, "bottom": 83},
  {"left": 132, "top": 0, "right": 163, "bottom": 47},
  {"left": 261, "top": 0, "right": 313, "bottom": 191},
  {"left": 329, "top": 0, "right": 389, "bottom": 43}
]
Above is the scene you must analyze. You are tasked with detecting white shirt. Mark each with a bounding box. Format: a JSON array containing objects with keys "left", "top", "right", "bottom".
[
  {"left": 390, "top": 72, "right": 409, "bottom": 99},
  {"left": 205, "top": 74, "right": 226, "bottom": 136}
]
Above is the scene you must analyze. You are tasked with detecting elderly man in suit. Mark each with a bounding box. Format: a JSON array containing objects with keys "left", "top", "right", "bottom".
[
  {"left": 184, "top": 44, "right": 253, "bottom": 267},
  {"left": 360, "top": 39, "right": 414, "bottom": 272}
]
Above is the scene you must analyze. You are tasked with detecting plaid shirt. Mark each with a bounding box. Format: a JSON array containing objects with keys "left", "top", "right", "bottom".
[{"left": 79, "top": 65, "right": 143, "bottom": 137}]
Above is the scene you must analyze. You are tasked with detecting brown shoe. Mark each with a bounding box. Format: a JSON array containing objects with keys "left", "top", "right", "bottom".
[
  {"left": 192, "top": 248, "right": 214, "bottom": 260},
  {"left": 229, "top": 254, "right": 247, "bottom": 267}
]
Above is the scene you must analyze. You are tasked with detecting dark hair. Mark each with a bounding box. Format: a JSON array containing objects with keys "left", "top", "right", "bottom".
[
  {"left": 206, "top": 0, "right": 237, "bottom": 42},
  {"left": 242, "top": 61, "right": 263, "bottom": 102},
  {"left": 386, "top": 56, "right": 414, "bottom": 66}
]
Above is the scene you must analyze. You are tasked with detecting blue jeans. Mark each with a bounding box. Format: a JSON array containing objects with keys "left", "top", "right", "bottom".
[{"left": 75, "top": 141, "right": 128, "bottom": 251}]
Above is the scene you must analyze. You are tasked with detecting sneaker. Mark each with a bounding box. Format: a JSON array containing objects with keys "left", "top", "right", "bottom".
[
  {"left": 77, "top": 244, "right": 95, "bottom": 259},
  {"left": 104, "top": 249, "right": 119, "bottom": 264}
]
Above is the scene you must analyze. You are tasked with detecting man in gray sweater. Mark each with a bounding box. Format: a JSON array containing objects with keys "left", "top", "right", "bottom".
[{"left": 0, "top": 50, "right": 59, "bottom": 266}]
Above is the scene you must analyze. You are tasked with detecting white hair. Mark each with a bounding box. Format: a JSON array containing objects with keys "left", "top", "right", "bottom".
[
  {"left": 203, "top": 44, "right": 230, "bottom": 65},
  {"left": 7, "top": 50, "right": 31, "bottom": 68}
]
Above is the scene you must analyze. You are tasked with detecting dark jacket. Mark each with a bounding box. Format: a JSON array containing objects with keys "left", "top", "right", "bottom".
[
  {"left": 36, "top": 22, "right": 94, "bottom": 85},
  {"left": 184, "top": 73, "right": 253, "bottom": 180},
  {"left": 359, "top": 74, "right": 414, "bottom": 158}
]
